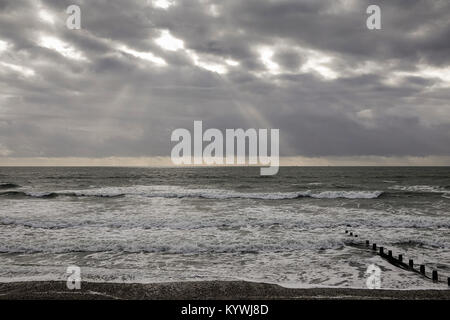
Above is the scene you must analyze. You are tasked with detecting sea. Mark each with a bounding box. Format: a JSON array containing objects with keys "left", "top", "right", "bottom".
[{"left": 0, "top": 166, "right": 449, "bottom": 289}]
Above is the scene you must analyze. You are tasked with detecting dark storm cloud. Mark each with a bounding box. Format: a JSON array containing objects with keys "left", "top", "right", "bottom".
[{"left": 0, "top": 0, "right": 449, "bottom": 159}]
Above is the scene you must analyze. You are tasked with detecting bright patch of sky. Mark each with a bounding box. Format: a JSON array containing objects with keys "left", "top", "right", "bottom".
[
  {"left": 153, "top": 29, "right": 228, "bottom": 73},
  {"left": 0, "top": 40, "right": 9, "bottom": 52},
  {"left": 118, "top": 45, "right": 167, "bottom": 66},
  {"left": 0, "top": 62, "right": 35, "bottom": 77},
  {"left": 38, "top": 35, "right": 87, "bottom": 61},
  {"left": 301, "top": 50, "right": 338, "bottom": 80},
  {"left": 154, "top": 30, "right": 184, "bottom": 51},
  {"left": 38, "top": 9, "right": 55, "bottom": 24},
  {"left": 152, "top": 0, "right": 175, "bottom": 10},
  {"left": 398, "top": 65, "right": 450, "bottom": 85},
  {"left": 225, "top": 59, "right": 240, "bottom": 67},
  {"left": 259, "top": 47, "right": 280, "bottom": 74},
  {"left": 188, "top": 50, "right": 228, "bottom": 74}
]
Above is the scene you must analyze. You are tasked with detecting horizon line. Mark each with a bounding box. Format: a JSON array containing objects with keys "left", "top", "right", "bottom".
[{"left": 0, "top": 156, "right": 449, "bottom": 167}]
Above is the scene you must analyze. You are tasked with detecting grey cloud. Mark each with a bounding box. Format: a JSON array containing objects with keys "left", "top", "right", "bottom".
[
  {"left": 273, "top": 49, "right": 303, "bottom": 71},
  {"left": 0, "top": 0, "right": 449, "bottom": 159}
]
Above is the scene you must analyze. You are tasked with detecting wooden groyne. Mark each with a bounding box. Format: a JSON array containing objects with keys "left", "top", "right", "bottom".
[{"left": 344, "top": 230, "right": 449, "bottom": 287}]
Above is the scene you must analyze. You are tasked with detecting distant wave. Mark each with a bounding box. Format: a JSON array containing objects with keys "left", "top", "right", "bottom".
[
  {"left": 0, "top": 183, "right": 20, "bottom": 189},
  {"left": 389, "top": 185, "right": 447, "bottom": 193},
  {"left": 392, "top": 239, "right": 448, "bottom": 249},
  {"left": 0, "top": 186, "right": 384, "bottom": 200},
  {"left": 389, "top": 185, "right": 450, "bottom": 199},
  {"left": 0, "top": 191, "right": 59, "bottom": 199},
  {"left": 0, "top": 238, "right": 346, "bottom": 254},
  {"left": 0, "top": 235, "right": 448, "bottom": 254},
  {"left": 6, "top": 184, "right": 450, "bottom": 200},
  {"left": 0, "top": 191, "right": 123, "bottom": 199},
  {"left": 308, "top": 191, "right": 383, "bottom": 199},
  {"left": 2, "top": 215, "right": 449, "bottom": 231}
]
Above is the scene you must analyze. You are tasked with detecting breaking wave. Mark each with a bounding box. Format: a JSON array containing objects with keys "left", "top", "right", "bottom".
[
  {"left": 0, "top": 186, "right": 384, "bottom": 200},
  {"left": 0, "top": 238, "right": 346, "bottom": 254},
  {"left": 389, "top": 185, "right": 448, "bottom": 194},
  {"left": 2, "top": 208, "right": 448, "bottom": 231}
]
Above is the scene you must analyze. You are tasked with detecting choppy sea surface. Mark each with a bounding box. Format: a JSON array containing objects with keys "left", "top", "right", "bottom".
[{"left": 0, "top": 167, "right": 449, "bottom": 289}]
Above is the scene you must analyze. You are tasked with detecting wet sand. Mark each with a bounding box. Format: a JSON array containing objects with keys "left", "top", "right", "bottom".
[{"left": 0, "top": 281, "right": 449, "bottom": 300}]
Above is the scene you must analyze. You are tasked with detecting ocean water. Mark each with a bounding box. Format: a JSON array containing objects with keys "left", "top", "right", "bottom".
[{"left": 0, "top": 166, "right": 449, "bottom": 289}]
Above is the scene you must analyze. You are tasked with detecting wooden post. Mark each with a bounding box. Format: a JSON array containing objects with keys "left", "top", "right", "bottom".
[
  {"left": 379, "top": 247, "right": 384, "bottom": 255},
  {"left": 372, "top": 243, "right": 376, "bottom": 250},
  {"left": 388, "top": 250, "right": 392, "bottom": 258},
  {"left": 398, "top": 254, "right": 403, "bottom": 262},
  {"left": 409, "top": 259, "right": 414, "bottom": 268},
  {"left": 420, "top": 265, "right": 425, "bottom": 275},
  {"left": 365, "top": 240, "right": 369, "bottom": 246},
  {"left": 350, "top": 232, "right": 353, "bottom": 236},
  {"left": 432, "top": 270, "right": 438, "bottom": 282}
]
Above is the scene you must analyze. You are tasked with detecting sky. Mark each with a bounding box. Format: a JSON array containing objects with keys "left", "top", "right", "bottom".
[{"left": 0, "top": 0, "right": 449, "bottom": 166}]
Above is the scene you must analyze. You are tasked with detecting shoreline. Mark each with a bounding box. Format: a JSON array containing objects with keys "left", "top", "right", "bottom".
[{"left": 0, "top": 280, "right": 449, "bottom": 300}]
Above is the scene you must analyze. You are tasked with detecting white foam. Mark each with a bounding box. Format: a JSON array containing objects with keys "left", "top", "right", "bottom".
[
  {"left": 309, "top": 190, "right": 383, "bottom": 199},
  {"left": 389, "top": 185, "right": 448, "bottom": 193},
  {"left": 16, "top": 185, "right": 384, "bottom": 200},
  {"left": 0, "top": 182, "right": 448, "bottom": 290}
]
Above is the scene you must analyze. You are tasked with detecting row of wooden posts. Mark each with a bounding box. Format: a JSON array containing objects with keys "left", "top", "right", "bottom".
[{"left": 344, "top": 230, "right": 449, "bottom": 286}]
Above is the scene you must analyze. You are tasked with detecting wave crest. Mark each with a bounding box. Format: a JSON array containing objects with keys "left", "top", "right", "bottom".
[
  {"left": 0, "top": 186, "right": 384, "bottom": 200},
  {"left": 389, "top": 185, "right": 448, "bottom": 194}
]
